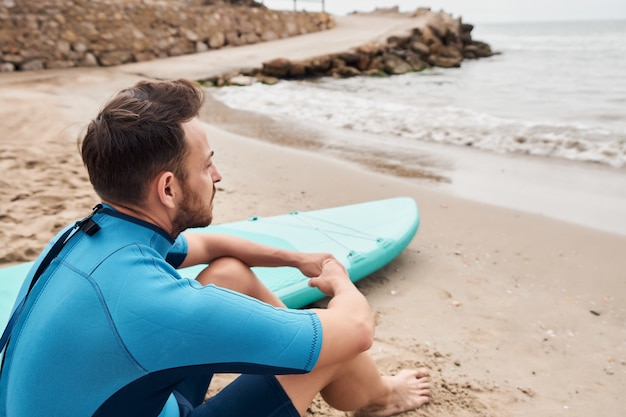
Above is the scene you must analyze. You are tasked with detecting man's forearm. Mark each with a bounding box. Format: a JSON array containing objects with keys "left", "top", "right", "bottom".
[{"left": 181, "top": 232, "right": 308, "bottom": 269}]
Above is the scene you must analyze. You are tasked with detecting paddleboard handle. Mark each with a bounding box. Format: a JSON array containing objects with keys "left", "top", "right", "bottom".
[
  {"left": 347, "top": 251, "right": 366, "bottom": 263},
  {"left": 376, "top": 237, "right": 394, "bottom": 248}
]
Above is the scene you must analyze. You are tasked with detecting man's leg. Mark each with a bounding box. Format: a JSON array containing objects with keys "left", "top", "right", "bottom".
[
  {"left": 195, "top": 257, "right": 431, "bottom": 416},
  {"left": 190, "top": 356, "right": 429, "bottom": 417},
  {"left": 190, "top": 374, "right": 300, "bottom": 417},
  {"left": 277, "top": 351, "right": 430, "bottom": 417},
  {"left": 195, "top": 257, "right": 285, "bottom": 307}
]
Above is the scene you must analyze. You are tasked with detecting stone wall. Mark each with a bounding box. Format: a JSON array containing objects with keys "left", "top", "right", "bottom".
[{"left": 0, "top": 0, "right": 334, "bottom": 72}]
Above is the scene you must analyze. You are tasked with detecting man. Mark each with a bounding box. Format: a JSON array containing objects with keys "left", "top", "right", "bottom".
[{"left": 0, "top": 79, "right": 430, "bottom": 417}]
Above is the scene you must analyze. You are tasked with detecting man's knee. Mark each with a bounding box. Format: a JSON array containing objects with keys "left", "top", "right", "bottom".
[{"left": 196, "top": 257, "right": 253, "bottom": 289}]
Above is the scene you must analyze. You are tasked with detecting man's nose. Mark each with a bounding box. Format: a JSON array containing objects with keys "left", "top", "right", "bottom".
[{"left": 211, "top": 164, "right": 222, "bottom": 183}]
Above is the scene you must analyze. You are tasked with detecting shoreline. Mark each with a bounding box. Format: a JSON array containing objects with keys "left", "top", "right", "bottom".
[{"left": 203, "top": 92, "right": 626, "bottom": 237}]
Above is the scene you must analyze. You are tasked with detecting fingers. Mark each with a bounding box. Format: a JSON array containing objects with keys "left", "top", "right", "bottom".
[
  {"left": 298, "top": 252, "right": 338, "bottom": 277},
  {"left": 321, "top": 257, "right": 347, "bottom": 274}
]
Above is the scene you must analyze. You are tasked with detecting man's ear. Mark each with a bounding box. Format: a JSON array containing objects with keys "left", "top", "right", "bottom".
[{"left": 156, "top": 171, "right": 178, "bottom": 209}]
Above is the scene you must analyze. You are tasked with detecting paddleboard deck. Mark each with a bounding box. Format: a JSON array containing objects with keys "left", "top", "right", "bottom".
[{"left": 0, "top": 197, "right": 419, "bottom": 326}]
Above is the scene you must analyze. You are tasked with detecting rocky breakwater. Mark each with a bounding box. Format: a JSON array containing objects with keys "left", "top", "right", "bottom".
[
  {"left": 206, "top": 8, "right": 496, "bottom": 86},
  {"left": 0, "top": 0, "right": 334, "bottom": 72}
]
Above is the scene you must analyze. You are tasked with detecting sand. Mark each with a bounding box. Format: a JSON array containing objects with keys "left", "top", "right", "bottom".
[{"left": 1, "top": 13, "right": 625, "bottom": 417}]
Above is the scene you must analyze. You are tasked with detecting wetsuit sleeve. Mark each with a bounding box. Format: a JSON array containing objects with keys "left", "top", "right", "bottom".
[
  {"left": 112, "top": 252, "right": 323, "bottom": 375},
  {"left": 165, "top": 234, "right": 188, "bottom": 268}
]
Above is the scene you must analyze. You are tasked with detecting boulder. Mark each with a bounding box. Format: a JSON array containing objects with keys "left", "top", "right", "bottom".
[
  {"left": 208, "top": 32, "right": 226, "bottom": 48},
  {"left": 305, "top": 56, "right": 333, "bottom": 75},
  {"left": 262, "top": 57, "right": 291, "bottom": 77},
  {"left": 20, "top": 59, "right": 43, "bottom": 71},
  {"left": 429, "top": 55, "right": 462, "bottom": 68},
  {"left": 289, "top": 61, "right": 307, "bottom": 77},
  {"left": 409, "top": 40, "right": 430, "bottom": 57},
  {"left": 382, "top": 54, "right": 412, "bottom": 75},
  {"left": 0, "top": 62, "right": 15, "bottom": 72},
  {"left": 330, "top": 65, "right": 361, "bottom": 78}
]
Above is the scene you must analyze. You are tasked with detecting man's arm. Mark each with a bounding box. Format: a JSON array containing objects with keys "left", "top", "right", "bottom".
[
  {"left": 308, "top": 260, "right": 375, "bottom": 366},
  {"left": 179, "top": 232, "right": 334, "bottom": 277},
  {"left": 182, "top": 233, "right": 374, "bottom": 363}
]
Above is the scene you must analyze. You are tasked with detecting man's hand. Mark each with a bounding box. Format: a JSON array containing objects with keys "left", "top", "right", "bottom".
[
  {"left": 295, "top": 252, "right": 339, "bottom": 278},
  {"left": 308, "top": 259, "right": 351, "bottom": 298}
]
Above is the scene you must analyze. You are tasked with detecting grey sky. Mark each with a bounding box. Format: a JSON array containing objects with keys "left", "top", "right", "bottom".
[{"left": 261, "top": 0, "right": 626, "bottom": 23}]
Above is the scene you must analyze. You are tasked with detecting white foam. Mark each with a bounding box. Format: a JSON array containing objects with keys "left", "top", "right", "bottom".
[{"left": 211, "top": 80, "right": 626, "bottom": 168}]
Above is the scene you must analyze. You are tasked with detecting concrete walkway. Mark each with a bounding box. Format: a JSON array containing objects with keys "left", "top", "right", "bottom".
[
  {"left": 0, "top": 13, "right": 426, "bottom": 87},
  {"left": 116, "top": 13, "right": 426, "bottom": 80}
]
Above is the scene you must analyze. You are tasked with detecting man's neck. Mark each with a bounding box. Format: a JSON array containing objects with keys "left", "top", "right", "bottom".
[{"left": 103, "top": 200, "right": 175, "bottom": 237}]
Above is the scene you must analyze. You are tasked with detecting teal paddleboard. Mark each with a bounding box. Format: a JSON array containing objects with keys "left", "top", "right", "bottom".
[{"left": 0, "top": 197, "right": 419, "bottom": 326}]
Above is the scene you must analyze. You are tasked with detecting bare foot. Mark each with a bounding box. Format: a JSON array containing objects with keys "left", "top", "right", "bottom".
[{"left": 353, "top": 368, "right": 431, "bottom": 417}]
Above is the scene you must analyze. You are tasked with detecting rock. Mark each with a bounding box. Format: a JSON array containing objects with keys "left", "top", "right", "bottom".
[
  {"left": 256, "top": 74, "right": 279, "bottom": 85},
  {"left": 47, "top": 60, "right": 75, "bottom": 69},
  {"left": 56, "top": 40, "right": 71, "bottom": 56},
  {"left": 208, "top": 32, "right": 225, "bottom": 49},
  {"left": 2, "top": 54, "right": 22, "bottom": 64},
  {"left": 473, "top": 41, "right": 495, "bottom": 57},
  {"left": 439, "top": 45, "right": 463, "bottom": 59},
  {"left": 362, "top": 68, "right": 386, "bottom": 76},
  {"left": 330, "top": 65, "right": 361, "bottom": 78},
  {"left": 404, "top": 52, "right": 428, "bottom": 71},
  {"left": 355, "top": 52, "right": 371, "bottom": 71},
  {"left": 409, "top": 40, "right": 430, "bottom": 57},
  {"left": 386, "top": 35, "right": 409, "bottom": 49},
  {"left": 429, "top": 55, "right": 462, "bottom": 68},
  {"left": 98, "top": 51, "right": 133, "bottom": 66},
  {"left": 300, "top": 57, "right": 329, "bottom": 76},
  {"left": 72, "top": 42, "right": 87, "bottom": 53},
  {"left": 289, "top": 62, "right": 307, "bottom": 77},
  {"left": 260, "top": 30, "right": 278, "bottom": 42},
  {"left": 241, "top": 32, "right": 260, "bottom": 44},
  {"left": 196, "top": 41, "right": 209, "bottom": 53},
  {"left": 262, "top": 57, "right": 291, "bottom": 78},
  {"left": 20, "top": 59, "right": 43, "bottom": 71},
  {"left": 335, "top": 51, "right": 360, "bottom": 66},
  {"left": 461, "top": 23, "right": 474, "bottom": 32},
  {"left": 225, "top": 31, "right": 242, "bottom": 46},
  {"left": 382, "top": 54, "right": 412, "bottom": 75},
  {"left": 0, "top": 62, "right": 15, "bottom": 72},
  {"left": 357, "top": 42, "right": 384, "bottom": 55},
  {"left": 227, "top": 74, "right": 255, "bottom": 86},
  {"left": 185, "top": 30, "right": 198, "bottom": 42},
  {"left": 80, "top": 52, "right": 98, "bottom": 67},
  {"left": 421, "top": 26, "right": 444, "bottom": 53}
]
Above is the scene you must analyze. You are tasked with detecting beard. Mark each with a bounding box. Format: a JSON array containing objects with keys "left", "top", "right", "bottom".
[{"left": 171, "top": 183, "right": 215, "bottom": 236}]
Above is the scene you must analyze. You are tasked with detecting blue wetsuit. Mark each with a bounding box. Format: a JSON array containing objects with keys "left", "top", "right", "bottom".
[{"left": 0, "top": 206, "right": 322, "bottom": 416}]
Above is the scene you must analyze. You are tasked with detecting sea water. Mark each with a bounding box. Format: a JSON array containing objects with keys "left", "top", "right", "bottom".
[{"left": 211, "top": 20, "right": 626, "bottom": 168}]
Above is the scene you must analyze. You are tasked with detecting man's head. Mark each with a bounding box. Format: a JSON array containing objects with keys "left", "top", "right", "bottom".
[
  {"left": 80, "top": 78, "right": 205, "bottom": 206},
  {"left": 80, "top": 79, "right": 221, "bottom": 235}
]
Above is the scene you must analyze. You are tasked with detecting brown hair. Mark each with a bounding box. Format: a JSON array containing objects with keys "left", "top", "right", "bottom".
[{"left": 79, "top": 79, "right": 205, "bottom": 205}]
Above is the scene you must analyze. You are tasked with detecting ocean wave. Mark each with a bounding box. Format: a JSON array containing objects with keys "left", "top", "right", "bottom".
[{"left": 211, "top": 82, "right": 626, "bottom": 168}]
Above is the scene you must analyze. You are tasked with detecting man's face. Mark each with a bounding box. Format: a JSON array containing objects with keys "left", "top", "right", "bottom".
[{"left": 172, "top": 118, "right": 222, "bottom": 234}]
